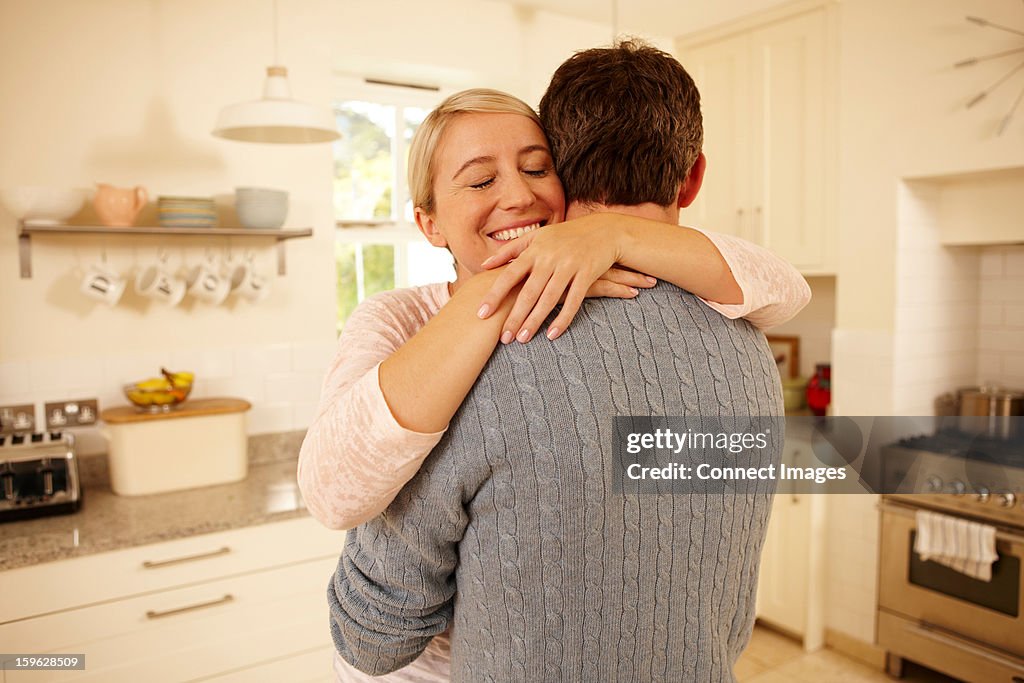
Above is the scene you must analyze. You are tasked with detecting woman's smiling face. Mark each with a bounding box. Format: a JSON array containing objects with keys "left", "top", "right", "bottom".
[{"left": 415, "top": 112, "right": 565, "bottom": 283}]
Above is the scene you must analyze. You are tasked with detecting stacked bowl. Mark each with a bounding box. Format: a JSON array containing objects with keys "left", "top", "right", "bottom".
[
  {"left": 158, "top": 196, "right": 217, "bottom": 228},
  {"left": 236, "top": 187, "right": 288, "bottom": 229}
]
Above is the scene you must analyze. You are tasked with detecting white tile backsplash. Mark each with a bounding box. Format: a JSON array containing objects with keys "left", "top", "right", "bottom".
[
  {"left": 265, "top": 372, "right": 325, "bottom": 404},
  {"left": 169, "top": 348, "right": 235, "bottom": 380},
  {"left": 889, "top": 239, "right": 1024, "bottom": 411},
  {"left": 233, "top": 344, "right": 292, "bottom": 376},
  {"left": 291, "top": 340, "right": 339, "bottom": 374},
  {"left": 247, "top": 401, "right": 295, "bottom": 435},
  {"left": 0, "top": 362, "right": 31, "bottom": 393},
  {"left": 102, "top": 352, "right": 169, "bottom": 386},
  {"left": 1, "top": 342, "right": 331, "bottom": 437},
  {"left": 1005, "top": 249, "right": 1024, "bottom": 276},
  {"left": 29, "top": 357, "right": 105, "bottom": 395},
  {"left": 292, "top": 400, "right": 321, "bottom": 430},
  {"left": 1004, "top": 354, "right": 1024, "bottom": 385},
  {"left": 979, "top": 249, "right": 1004, "bottom": 277},
  {"left": 1005, "top": 305, "right": 1024, "bottom": 328}
]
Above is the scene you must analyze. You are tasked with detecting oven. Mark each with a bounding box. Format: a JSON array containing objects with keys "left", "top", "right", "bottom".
[
  {"left": 876, "top": 430, "right": 1024, "bottom": 682},
  {"left": 878, "top": 496, "right": 1024, "bottom": 681}
]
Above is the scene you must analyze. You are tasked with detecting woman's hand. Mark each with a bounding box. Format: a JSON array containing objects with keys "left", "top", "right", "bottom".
[{"left": 476, "top": 219, "right": 656, "bottom": 342}]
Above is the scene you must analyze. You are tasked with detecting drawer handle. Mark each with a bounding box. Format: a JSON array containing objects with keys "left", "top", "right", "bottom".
[
  {"left": 145, "top": 593, "right": 234, "bottom": 620},
  {"left": 142, "top": 546, "right": 231, "bottom": 569}
]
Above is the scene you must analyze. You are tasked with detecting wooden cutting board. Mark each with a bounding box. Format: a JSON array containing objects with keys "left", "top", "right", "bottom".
[{"left": 100, "top": 397, "right": 251, "bottom": 424}]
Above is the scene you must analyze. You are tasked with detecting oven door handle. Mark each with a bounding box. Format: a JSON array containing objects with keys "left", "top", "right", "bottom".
[
  {"left": 879, "top": 500, "right": 1024, "bottom": 546},
  {"left": 906, "top": 621, "right": 1024, "bottom": 673}
]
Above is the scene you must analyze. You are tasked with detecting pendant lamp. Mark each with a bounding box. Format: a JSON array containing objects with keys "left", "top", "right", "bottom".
[{"left": 213, "top": 1, "right": 339, "bottom": 144}]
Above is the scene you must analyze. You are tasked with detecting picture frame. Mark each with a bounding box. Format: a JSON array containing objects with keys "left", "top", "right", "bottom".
[{"left": 765, "top": 335, "right": 800, "bottom": 379}]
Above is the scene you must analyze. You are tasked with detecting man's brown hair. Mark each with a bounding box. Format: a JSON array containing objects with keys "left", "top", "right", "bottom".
[{"left": 539, "top": 39, "right": 703, "bottom": 207}]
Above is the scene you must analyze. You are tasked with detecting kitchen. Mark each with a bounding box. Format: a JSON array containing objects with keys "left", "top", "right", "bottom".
[{"left": 1, "top": 0, "right": 1023, "bottom": 681}]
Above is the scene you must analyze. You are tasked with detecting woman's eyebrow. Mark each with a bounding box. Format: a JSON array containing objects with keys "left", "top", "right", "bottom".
[
  {"left": 519, "top": 144, "right": 550, "bottom": 156},
  {"left": 451, "top": 145, "right": 551, "bottom": 179},
  {"left": 453, "top": 155, "right": 495, "bottom": 179}
]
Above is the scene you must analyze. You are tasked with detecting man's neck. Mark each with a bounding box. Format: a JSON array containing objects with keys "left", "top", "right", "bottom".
[{"left": 565, "top": 200, "right": 679, "bottom": 224}]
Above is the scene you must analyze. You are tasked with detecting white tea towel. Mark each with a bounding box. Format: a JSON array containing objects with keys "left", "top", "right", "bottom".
[{"left": 914, "top": 509, "right": 998, "bottom": 582}]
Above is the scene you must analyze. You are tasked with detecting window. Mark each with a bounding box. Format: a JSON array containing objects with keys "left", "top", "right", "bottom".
[{"left": 333, "top": 82, "right": 453, "bottom": 334}]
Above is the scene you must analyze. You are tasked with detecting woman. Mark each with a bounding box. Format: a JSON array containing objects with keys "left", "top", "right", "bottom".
[{"left": 298, "top": 89, "right": 809, "bottom": 682}]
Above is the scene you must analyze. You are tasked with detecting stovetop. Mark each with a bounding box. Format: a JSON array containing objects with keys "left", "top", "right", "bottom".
[
  {"left": 889, "top": 429, "right": 1024, "bottom": 468},
  {"left": 882, "top": 430, "right": 1023, "bottom": 527}
]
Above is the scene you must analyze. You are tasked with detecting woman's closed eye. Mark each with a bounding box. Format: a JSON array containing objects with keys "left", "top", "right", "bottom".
[{"left": 469, "top": 167, "right": 550, "bottom": 189}]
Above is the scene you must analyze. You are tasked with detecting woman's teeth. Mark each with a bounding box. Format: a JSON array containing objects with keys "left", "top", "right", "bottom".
[{"left": 491, "top": 222, "right": 541, "bottom": 242}]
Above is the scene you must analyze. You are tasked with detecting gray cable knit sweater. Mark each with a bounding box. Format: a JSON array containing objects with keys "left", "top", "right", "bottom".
[{"left": 329, "top": 283, "right": 784, "bottom": 682}]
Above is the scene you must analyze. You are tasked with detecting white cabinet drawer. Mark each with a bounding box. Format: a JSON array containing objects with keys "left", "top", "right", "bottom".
[
  {"left": 1, "top": 556, "right": 339, "bottom": 683},
  {"left": 1, "top": 516, "right": 343, "bottom": 623},
  {"left": 203, "top": 645, "right": 335, "bottom": 683}
]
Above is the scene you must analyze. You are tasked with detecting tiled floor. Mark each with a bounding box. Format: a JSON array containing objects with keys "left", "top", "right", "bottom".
[{"left": 736, "top": 625, "right": 961, "bottom": 683}]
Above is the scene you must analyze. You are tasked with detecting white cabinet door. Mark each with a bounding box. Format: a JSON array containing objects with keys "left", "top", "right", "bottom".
[
  {"left": 204, "top": 645, "right": 335, "bottom": 683},
  {"left": 678, "top": 7, "right": 836, "bottom": 275},
  {"left": 679, "top": 32, "right": 752, "bottom": 241},
  {"left": 756, "top": 437, "right": 826, "bottom": 649},
  {"left": 758, "top": 487, "right": 810, "bottom": 636},
  {"left": 751, "top": 9, "right": 830, "bottom": 272}
]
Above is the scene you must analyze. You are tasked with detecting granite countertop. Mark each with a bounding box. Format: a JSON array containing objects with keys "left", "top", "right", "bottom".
[{"left": 0, "top": 431, "right": 312, "bottom": 572}]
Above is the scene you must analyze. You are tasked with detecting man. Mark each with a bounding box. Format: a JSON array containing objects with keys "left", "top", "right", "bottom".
[{"left": 329, "top": 41, "right": 785, "bottom": 682}]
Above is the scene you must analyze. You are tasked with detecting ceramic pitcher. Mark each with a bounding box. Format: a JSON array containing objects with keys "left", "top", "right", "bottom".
[{"left": 94, "top": 183, "right": 148, "bottom": 227}]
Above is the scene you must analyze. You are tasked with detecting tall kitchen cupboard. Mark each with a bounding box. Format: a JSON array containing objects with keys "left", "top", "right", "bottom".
[{"left": 676, "top": 3, "right": 838, "bottom": 275}]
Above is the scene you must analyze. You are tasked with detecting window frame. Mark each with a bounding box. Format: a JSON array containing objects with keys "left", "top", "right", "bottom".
[{"left": 332, "top": 78, "right": 452, "bottom": 311}]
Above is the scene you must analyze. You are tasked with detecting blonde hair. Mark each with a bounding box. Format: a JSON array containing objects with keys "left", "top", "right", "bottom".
[{"left": 408, "top": 88, "right": 542, "bottom": 215}]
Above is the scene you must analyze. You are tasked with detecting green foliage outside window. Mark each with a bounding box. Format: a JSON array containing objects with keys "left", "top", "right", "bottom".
[
  {"left": 334, "top": 102, "right": 394, "bottom": 221},
  {"left": 335, "top": 242, "right": 396, "bottom": 334}
]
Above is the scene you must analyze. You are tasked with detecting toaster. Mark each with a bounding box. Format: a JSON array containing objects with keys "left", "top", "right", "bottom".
[{"left": 0, "top": 432, "right": 82, "bottom": 522}]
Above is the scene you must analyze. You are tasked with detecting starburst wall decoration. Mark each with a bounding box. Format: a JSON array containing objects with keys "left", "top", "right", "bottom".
[{"left": 956, "top": 1, "right": 1024, "bottom": 135}]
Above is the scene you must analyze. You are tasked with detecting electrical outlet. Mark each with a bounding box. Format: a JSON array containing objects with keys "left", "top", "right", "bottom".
[
  {"left": 44, "top": 398, "right": 100, "bottom": 429},
  {"left": 0, "top": 404, "right": 36, "bottom": 434}
]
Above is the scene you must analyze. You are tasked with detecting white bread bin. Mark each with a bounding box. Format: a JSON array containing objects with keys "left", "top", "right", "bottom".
[{"left": 100, "top": 398, "right": 251, "bottom": 496}]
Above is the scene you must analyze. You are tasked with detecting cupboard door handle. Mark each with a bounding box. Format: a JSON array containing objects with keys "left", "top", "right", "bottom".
[
  {"left": 736, "top": 208, "right": 745, "bottom": 236},
  {"left": 142, "top": 546, "right": 231, "bottom": 569},
  {"left": 145, "top": 593, "right": 234, "bottom": 620}
]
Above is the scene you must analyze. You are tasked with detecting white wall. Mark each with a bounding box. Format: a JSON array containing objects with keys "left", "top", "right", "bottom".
[
  {"left": 834, "top": 0, "right": 1024, "bottom": 414},
  {"left": 828, "top": 0, "right": 1024, "bottom": 646},
  {"left": 0, "top": 0, "right": 669, "bottom": 444},
  {"left": 765, "top": 276, "right": 835, "bottom": 379}
]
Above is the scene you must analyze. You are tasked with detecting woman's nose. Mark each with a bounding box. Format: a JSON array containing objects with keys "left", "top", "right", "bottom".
[{"left": 499, "top": 174, "right": 536, "bottom": 210}]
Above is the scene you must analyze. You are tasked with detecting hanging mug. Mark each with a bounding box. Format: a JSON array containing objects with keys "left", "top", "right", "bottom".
[
  {"left": 226, "top": 258, "right": 271, "bottom": 303},
  {"left": 135, "top": 261, "right": 186, "bottom": 306},
  {"left": 79, "top": 262, "right": 126, "bottom": 305},
  {"left": 186, "top": 258, "right": 230, "bottom": 305}
]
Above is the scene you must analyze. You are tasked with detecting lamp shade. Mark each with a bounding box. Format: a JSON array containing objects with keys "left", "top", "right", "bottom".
[{"left": 213, "top": 66, "right": 339, "bottom": 144}]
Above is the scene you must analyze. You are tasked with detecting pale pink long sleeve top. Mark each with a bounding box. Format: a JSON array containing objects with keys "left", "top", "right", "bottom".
[{"left": 298, "top": 230, "right": 810, "bottom": 531}]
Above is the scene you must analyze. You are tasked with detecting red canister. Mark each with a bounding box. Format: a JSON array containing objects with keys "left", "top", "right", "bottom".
[{"left": 806, "top": 363, "right": 831, "bottom": 416}]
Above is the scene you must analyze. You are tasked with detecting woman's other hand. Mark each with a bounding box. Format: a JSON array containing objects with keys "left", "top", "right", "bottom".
[{"left": 476, "top": 219, "right": 656, "bottom": 342}]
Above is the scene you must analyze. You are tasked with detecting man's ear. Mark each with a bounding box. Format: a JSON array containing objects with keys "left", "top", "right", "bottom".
[
  {"left": 415, "top": 207, "right": 448, "bottom": 248},
  {"left": 676, "top": 152, "right": 707, "bottom": 208}
]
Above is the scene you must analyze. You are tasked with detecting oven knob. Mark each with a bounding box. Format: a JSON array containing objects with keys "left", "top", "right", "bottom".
[
  {"left": 947, "top": 480, "right": 966, "bottom": 496},
  {"left": 926, "top": 476, "right": 943, "bottom": 493},
  {"left": 997, "top": 492, "right": 1017, "bottom": 508},
  {"left": 975, "top": 487, "right": 990, "bottom": 503}
]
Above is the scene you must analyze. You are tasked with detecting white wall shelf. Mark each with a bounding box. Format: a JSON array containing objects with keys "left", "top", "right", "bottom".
[{"left": 17, "top": 221, "right": 313, "bottom": 278}]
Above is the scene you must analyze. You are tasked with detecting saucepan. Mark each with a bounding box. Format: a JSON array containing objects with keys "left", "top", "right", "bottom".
[{"left": 952, "top": 386, "right": 1024, "bottom": 441}]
